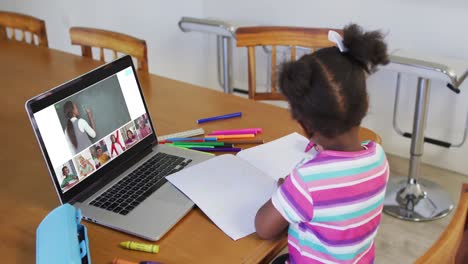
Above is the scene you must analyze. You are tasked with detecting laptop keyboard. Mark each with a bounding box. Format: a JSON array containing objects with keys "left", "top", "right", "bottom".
[{"left": 89, "top": 152, "right": 192, "bottom": 215}]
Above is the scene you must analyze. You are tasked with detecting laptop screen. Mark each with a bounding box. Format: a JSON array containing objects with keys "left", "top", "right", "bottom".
[{"left": 31, "top": 63, "right": 154, "bottom": 195}]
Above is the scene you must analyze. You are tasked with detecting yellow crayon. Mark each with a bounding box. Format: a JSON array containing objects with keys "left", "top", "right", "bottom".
[{"left": 120, "top": 241, "right": 159, "bottom": 254}]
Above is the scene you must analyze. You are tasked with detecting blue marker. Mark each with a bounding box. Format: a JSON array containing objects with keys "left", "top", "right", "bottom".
[{"left": 197, "top": 112, "right": 242, "bottom": 124}]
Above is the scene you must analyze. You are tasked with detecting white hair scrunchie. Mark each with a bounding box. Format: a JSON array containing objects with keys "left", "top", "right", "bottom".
[{"left": 328, "top": 30, "right": 348, "bottom": 53}]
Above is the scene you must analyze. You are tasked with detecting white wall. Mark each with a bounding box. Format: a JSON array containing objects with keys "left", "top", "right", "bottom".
[{"left": 2, "top": 0, "right": 467, "bottom": 176}]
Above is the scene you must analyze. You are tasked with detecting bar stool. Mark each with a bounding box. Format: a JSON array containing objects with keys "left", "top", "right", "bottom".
[
  {"left": 383, "top": 50, "right": 468, "bottom": 221},
  {"left": 179, "top": 17, "right": 237, "bottom": 94}
]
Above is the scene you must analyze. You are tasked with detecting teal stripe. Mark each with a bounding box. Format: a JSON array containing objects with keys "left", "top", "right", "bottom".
[
  {"left": 301, "top": 150, "right": 385, "bottom": 182},
  {"left": 283, "top": 206, "right": 299, "bottom": 222},
  {"left": 313, "top": 196, "right": 385, "bottom": 222},
  {"left": 289, "top": 228, "right": 372, "bottom": 260}
]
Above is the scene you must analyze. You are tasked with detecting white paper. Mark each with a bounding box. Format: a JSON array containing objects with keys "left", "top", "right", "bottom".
[
  {"left": 236, "top": 132, "right": 313, "bottom": 180},
  {"left": 167, "top": 154, "right": 276, "bottom": 240}
]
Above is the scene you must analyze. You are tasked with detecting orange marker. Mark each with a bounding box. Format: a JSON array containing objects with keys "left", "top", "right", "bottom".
[
  {"left": 210, "top": 134, "right": 255, "bottom": 139},
  {"left": 113, "top": 258, "right": 138, "bottom": 264}
]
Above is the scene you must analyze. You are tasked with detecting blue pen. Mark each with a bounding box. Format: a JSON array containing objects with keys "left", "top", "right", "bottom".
[
  {"left": 166, "top": 137, "right": 217, "bottom": 142},
  {"left": 197, "top": 112, "right": 242, "bottom": 124}
]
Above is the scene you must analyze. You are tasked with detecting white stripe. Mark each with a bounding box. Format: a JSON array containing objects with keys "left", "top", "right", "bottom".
[
  {"left": 298, "top": 146, "right": 383, "bottom": 175},
  {"left": 310, "top": 209, "right": 383, "bottom": 230},
  {"left": 291, "top": 171, "right": 313, "bottom": 204},
  {"left": 314, "top": 190, "right": 385, "bottom": 217},
  {"left": 272, "top": 188, "right": 301, "bottom": 222},
  {"left": 288, "top": 240, "right": 339, "bottom": 264},
  {"left": 308, "top": 163, "right": 388, "bottom": 191},
  {"left": 271, "top": 191, "right": 298, "bottom": 224},
  {"left": 352, "top": 241, "right": 373, "bottom": 264}
]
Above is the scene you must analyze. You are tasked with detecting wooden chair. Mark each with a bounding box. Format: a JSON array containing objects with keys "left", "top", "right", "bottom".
[
  {"left": 0, "top": 11, "right": 48, "bottom": 47},
  {"left": 236, "top": 26, "right": 339, "bottom": 101},
  {"left": 69, "top": 27, "right": 148, "bottom": 72},
  {"left": 416, "top": 183, "right": 468, "bottom": 264}
]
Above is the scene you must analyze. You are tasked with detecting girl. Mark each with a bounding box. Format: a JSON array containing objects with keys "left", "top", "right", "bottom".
[
  {"left": 63, "top": 101, "right": 97, "bottom": 155},
  {"left": 125, "top": 129, "right": 138, "bottom": 148},
  {"left": 77, "top": 155, "right": 95, "bottom": 177},
  {"left": 110, "top": 132, "right": 126, "bottom": 158},
  {"left": 137, "top": 115, "right": 152, "bottom": 139},
  {"left": 255, "top": 24, "right": 390, "bottom": 264}
]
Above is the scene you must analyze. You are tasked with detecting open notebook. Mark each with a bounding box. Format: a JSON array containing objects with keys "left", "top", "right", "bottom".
[{"left": 167, "top": 132, "right": 315, "bottom": 240}]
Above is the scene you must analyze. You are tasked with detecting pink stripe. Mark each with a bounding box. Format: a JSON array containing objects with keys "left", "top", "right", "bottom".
[
  {"left": 208, "top": 130, "right": 258, "bottom": 135},
  {"left": 301, "top": 150, "right": 376, "bottom": 168},
  {"left": 313, "top": 185, "right": 386, "bottom": 209},
  {"left": 281, "top": 170, "right": 314, "bottom": 220},
  {"left": 311, "top": 173, "right": 388, "bottom": 203},
  {"left": 305, "top": 161, "right": 387, "bottom": 189},
  {"left": 320, "top": 142, "right": 376, "bottom": 158},
  {"left": 290, "top": 235, "right": 374, "bottom": 264},
  {"left": 210, "top": 128, "right": 262, "bottom": 135},
  {"left": 353, "top": 242, "right": 375, "bottom": 264},
  {"left": 303, "top": 213, "right": 382, "bottom": 244},
  {"left": 300, "top": 142, "right": 378, "bottom": 169},
  {"left": 288, "top": 244, "right": 324, "bottom": 264}
]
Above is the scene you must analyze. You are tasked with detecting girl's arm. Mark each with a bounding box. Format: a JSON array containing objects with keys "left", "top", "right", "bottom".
[
  {"left": 255, "top": 199, "right": 289, "bottom": 239},
  {"left": 87, "top": 108, "right": 96, "bottom": 131},
  {"left": 79, "top": 118, "right": 96, "bottom": 138}
]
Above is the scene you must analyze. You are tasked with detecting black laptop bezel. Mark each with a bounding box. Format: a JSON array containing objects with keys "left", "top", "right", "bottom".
[{"left": 25, "top": 55, "right": 158, "bottom": 203}]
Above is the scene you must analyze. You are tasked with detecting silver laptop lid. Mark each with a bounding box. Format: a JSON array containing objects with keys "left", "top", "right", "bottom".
[{"left": 25, "top": 56, "right": 158, "bottom": 204}]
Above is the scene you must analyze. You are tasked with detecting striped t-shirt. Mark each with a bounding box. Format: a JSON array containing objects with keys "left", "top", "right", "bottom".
[{"left": 271, "top": 141, "right": 389, "bottom": 264}]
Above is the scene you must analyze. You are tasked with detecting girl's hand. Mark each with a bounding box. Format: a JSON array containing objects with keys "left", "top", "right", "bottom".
[
  {"left": 277, "top": 178, "right": 285, "bottom": 187},
  {"left": 86, "top": 108, "right": 93, "bottom": 117},
  {"left": 315, "top": 144, "right": 324, "bottom": 152},
  {"left": 277, "top": 174, "right": 290, "bottom": 187}
]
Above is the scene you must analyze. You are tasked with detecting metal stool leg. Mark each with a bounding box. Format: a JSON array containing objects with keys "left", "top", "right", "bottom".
[{"left": 383, "top": 78, "right": 454, "bottom": 221}]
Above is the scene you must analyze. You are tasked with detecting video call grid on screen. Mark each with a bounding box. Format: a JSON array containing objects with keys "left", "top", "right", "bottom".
[{"left": 34, "top": 67, "right": 153, "bottom": 193}]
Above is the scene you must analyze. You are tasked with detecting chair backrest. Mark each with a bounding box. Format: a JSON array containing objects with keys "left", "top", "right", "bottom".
[
  {"left": 236, "top": 26, "right": 339, "bottom": 101},
  {"left": 69, "top": 27, "right": 148, "bottom": 72},
  {"left": 416, "top": 183, "right": 468, "bottom": 264},
  {"left": 0, "top": 11, "right": 48, "bottom": 47}
]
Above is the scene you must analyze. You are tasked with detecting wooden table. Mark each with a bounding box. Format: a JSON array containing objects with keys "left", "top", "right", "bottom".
[{"left": 0, "top": 42, "right": 378, "bottom": 263}]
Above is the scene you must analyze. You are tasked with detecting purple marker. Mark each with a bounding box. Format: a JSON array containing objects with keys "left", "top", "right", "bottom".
[{"left": 197, "top": 112, "right": 242, "bottom": 124}]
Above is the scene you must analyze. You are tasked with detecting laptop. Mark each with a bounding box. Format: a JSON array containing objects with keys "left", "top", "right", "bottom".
[{"left": 25, "top": 55, "right": 211, "bottom": 241}]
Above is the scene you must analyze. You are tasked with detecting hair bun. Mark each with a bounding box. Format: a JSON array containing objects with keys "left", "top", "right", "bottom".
[{"left": 343, "top": 24, "right": 389, "bottom": 72}]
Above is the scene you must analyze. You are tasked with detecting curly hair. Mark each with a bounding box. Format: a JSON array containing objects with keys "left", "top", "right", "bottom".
[{"left": 279, "top": 24, "right": 389, "bottom": 138}]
